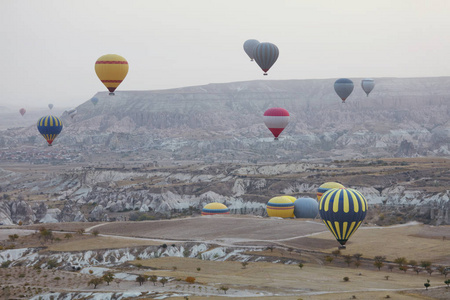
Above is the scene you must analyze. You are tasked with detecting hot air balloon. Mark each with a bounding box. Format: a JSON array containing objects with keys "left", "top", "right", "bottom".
[
  {"left": 293, "top": 197, "right": 319, "bottom": 219},
  {"left": 361, "top": 79, "right": 375, "bottom": 96},
  {"left": 201, "top": 203, "right": 230, "bottom": 216},
  {"left": 263, "top": 107, "right": 289, "bottom": 140},
  {"left": 95, "top": 54, "right": 129, "bottom": 95},
  {"left": 48, "top": 104, "right": 53, "bottom": 110},
  {"left": 243, "top": 39, "right": 260, "bottom": 61},
  {"left": 67, "top": 108, "right": 77, "bottom": 119},
  {"left": 37, "top": 115, "right": 63, "bottom": 146},
  {"left": 284, "top": 195, "right": 297, "bottom": 217},
  {"left": 266, "top": 196, "right": 294, "bottom": 218},
  {"left": 317, "top": 182, "right": 345, "bottom": 202},
  {"left": 334, "top": 78, "right": 354, "bottom": 103},
  {"left": 91, "top": 97, "right": 99, "bottom": 106},
  {"left": 19, "top": 108, "right": 26, "bottom": 116},
  {"left": 253, "top": 42, "right": 279, "bottom": 75},
  {"left": 319, "top": 188, "right": 368, "bottom": 248}
]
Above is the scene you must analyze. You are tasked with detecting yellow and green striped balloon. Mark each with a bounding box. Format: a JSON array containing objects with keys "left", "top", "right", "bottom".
[{"left": 319, "top": 188, "right": 367, "bottom": 246}]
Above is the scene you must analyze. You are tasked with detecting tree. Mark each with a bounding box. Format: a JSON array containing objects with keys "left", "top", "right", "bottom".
[
  {"left": 298, "top": 263, "right": 304, "bottom": 269},
  {"left": 185, "top": 277, "right": 196, "bottom": 284},
  {"left": 413, "top": 267, "right": 421, "bottom": 275},
  {"left": 424, "top": 279, "right": 430, "bottom": 290},
  {"left": 149, "top": 275, "right": 158, "bottom": 286},
  {"left": 343, "top": 255, "right": 353, "bottom": 267},
  {"left": 387, "top": 265, "right": 394, "bottom": 272},
  {"left": 420, "top": 261, "right": 432, "bottom": 269},
  {"left": 267, "top": 246, "right": 274, "bottom": 252},
  {"left": 64, "top": 233, "right": 73, "bottom": 239},
  {"left": 92, "top": 230, "right": 100, "bottom": 237},
  {"left": 399, "top": 265, "right": 408, "bottom": 273},
  {"left": 374, "top": 256, "right": 386, "bottom": 263},
  {"left": 354, "top": 253, "right": 363, "bottom": 261},
  {"left": 136, "top": 275, "right": 146, "bottom": 286},
  {"left": 220, "top": 286, "right": 229, "bottom": 294},
  {"left": 159, "top": 277, "right": 168, "bottom": 287},
  {"left": 77, "top": 228, "right": 85, "bottom": 235},
  {"left": 408, "top": 260, "right": 417, "bottom": 267},
  {"left": 343, "top": 277, "right": 350, "bottom": 282},
  {"left": 354, "top": 261, "right": 361, "bottom": 268},
  {"left": 241, "top": 262, "right": 249, "bottom": 269},
  {"left": 47, "top": 259, "right": 59, "bottom": 269},
  {"left": 437, "top": 266, "right": 446, "bottom": 276},
  {"left": 102, "top": 272, "right": 115, "bottom": 285},
  {"left": 325, "top": 256, "right": 334, "bottom": 264},
  {"left": 88, "top": 278, "right": 103, "bottom": 289},
  {"left": 426, "top": 268, "right": 434, "bottom": 276},
  {"left": 385, "top": 276, "right": 390, "bottom": 280},
  {"left": 444, "top": 279, "right": 450, "bottom": 287},
  {"left": 394, "top": 257, "right": 407, "bottom": 266},
  {"left": 374, "top": 261, "right": 384, "bottom": 271},
  {"left": 8, "top": 234, "right": 19, "bottom": 242},
  {"left": 39, "top": 227, "right": 53, "bottom": 244},
  {"left": 332, "top": 250, "right": 341, "bottom": 257}
]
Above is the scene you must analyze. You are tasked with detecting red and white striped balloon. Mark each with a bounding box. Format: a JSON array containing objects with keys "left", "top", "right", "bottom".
[{"left": 263, "top": 107, "right": 290, "bottom": 140}]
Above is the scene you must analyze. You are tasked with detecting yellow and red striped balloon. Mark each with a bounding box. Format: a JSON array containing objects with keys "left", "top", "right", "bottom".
[{"left": 95, "top": 54, "right": 129, "bottom": 95}]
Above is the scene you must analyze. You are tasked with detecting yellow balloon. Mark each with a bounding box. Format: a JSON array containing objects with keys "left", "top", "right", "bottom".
[
  {"left": 317, "top": 182, "right": 344, "bottom": 202},
  {"left": 266, "top": 196, "right": 294, "bottom": 218},
  {"left": 95, "top": 54, "right": 129, "bottom": 95},
  {"left": 284, "top": 196, "right": 297, "bottom": 217}
]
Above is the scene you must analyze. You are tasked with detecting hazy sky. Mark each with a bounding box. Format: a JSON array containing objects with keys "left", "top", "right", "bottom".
[{"left": 2, "top": 0, "right": 450, "bottom": 108}]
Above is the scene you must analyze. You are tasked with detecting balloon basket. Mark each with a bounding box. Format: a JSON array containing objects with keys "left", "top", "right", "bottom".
[{"left": 109, "top": 92, "right": 115, "bottom": 96}]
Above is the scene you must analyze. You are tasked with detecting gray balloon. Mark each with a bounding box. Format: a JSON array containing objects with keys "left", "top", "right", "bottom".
[
  {"left": 243, "top": 39, "right": 260, "bottom": 61},
  {"left": 334, "top": 78, "right": 354, "bottom": 103},
  {"left": 293, "top": 197, "right": 319, "bottom": 219},
  {"left": 361, "top": 78, "right": 375, "bottom": 96}
]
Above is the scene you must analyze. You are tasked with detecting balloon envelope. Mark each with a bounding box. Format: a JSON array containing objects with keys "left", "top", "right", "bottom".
[
  {"left": 37, "top": 115, "right": 63, "bottom": 146},
  {"left": 361, "top": 79, "right": 375, "bottom": 96},
  {"left": 294, "top": 197, "right": 319, "bottom": 218},
  {"left": 243, "top": 39, "right": 260, "bottom": 61},
  {"left": 317, "top": 182, "right": 345, "bottom": 202},
  {"left": 319, "top": 188, "right": 368, "bottom": 246},
  {"left": 201, "top": 203, "right": 230, "bottom": 216},
  {"left": 19, "top": 108, "right": 26, "bottom": 116},
  {"left": 334, "top": 78, "right": 354, "bottom": 102},
  {"left": 263, "top": 107, "right": 289, "bottom": 139},
  {"left": 95, "top": 54, "right": 129, "bottom": 95},
  {"left": 91, "top": 97, "right": 99, "bottom": 105},
  {"left": 48, "top": 104, "right": 53, "bottom": 110},
  {"left": 253, "top": 42, "right": 279, "bottom": 75},
  {"left": 266, "top": 196, "right": 294, "bottom": 218}
]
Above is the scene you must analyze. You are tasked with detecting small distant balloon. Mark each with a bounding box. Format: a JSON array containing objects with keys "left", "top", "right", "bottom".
[
  {"left": 334, "top": 78, "right": 354, "bottom": 103},
  {"left": 19, "top": 108, "right": 26, "bottom": 116},
  {"left": 253, "top": 42, "right": 279, "bottom": 75},
  {"left": 37, "top": 115, "right": 63, "bottom": 146},
  {"left": 95, "top": 54, "right": 129, "bottom": 96},
  {"left": 361, "top": 79, "right": 375, "bottom": 96},
  {"left": 48, "top": 104, "right": 53, "bottom": 110},
  {"left": 91, "top": 97, "right": 99, "bottom": 105},
  {"left": 243, "top": 39, "right": 260, "bottom": 61},
  {"left": 263, "top": 107, "right": 289, "bottom": 140}
]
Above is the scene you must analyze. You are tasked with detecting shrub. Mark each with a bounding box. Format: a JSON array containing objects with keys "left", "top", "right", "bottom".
[
  {"left": 343, "top": 277, "right": 350, "bottom": 282},
  {"left": 185, "top": 277, "right": 196, "bottom": 284}
]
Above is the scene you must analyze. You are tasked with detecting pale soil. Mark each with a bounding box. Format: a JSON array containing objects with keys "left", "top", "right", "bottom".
[
  {"left": 46, "top": 235, "right": 161, "bottom": 252},
  {"left": 134, "top": 256, "right": 449, "bottom": 299}
]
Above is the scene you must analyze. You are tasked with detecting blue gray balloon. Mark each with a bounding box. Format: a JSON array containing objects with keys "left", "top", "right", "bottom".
[
  {"left": 361, "top": 79, "right": 375, "bottom": 96},
  {"left": 334, "top": 78, "right": 354, "bottom": 103},
  {"left": 293, "top": 197, "right": 319, "bottom": 218},
  {"left": 253, "top": 42, "right": 279, "bottom": 75},
  {"left": 243, "top": 39, "right": 260, "bottom": 61}
]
